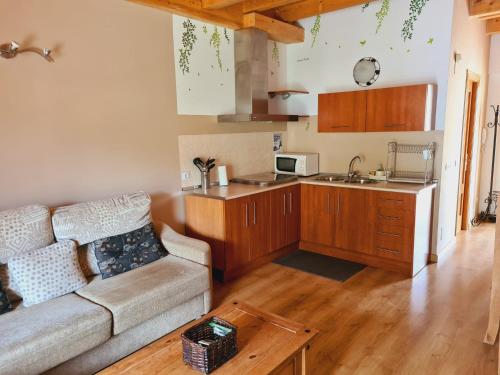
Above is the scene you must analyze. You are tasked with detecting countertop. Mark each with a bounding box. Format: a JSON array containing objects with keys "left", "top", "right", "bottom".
[{"left": 188, "top": 175, "right": 437, "bottom": 201}]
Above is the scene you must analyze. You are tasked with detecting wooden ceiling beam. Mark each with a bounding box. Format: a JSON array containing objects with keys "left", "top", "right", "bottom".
[
  {"left": 128, "top": 0, "right": 243, "bottom": 29},
  {"left": 243, "top": 12, "right": 304, "bottom": 43},
  {"left": 469, "top": 0, "right": 500, "bottom": 18},
  {"left": 202, "top": 0, "right": 243, "bottom": 10},
  {"left": 276, "top": 0, "right": 377, "bottom": 22},
  {"left": 243, "top": 0, "right": 302, "bottom": 13},
  {"left": 487, "top": 17, "right": 500, "bottom": 34}
]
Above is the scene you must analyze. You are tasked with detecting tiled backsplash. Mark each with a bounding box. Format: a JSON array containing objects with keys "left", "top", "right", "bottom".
[{"left": 178, "top": 132, "right": 286, "bottom": 188}]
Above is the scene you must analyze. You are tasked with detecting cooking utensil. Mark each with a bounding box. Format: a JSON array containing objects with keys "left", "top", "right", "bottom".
[{"left": 193, "top": 157, "right": 205, "bottom": 171}]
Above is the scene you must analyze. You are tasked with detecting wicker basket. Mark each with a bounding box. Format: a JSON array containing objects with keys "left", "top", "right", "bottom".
[{"left": 181, "top": 317, "right": 238, "bottom": 374}]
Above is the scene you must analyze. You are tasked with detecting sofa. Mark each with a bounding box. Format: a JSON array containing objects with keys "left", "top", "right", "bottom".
[{"left": 0, "top": 192, "right": 212, "bottom": 375}]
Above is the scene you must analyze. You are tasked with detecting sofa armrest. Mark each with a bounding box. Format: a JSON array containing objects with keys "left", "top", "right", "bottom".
[{"left": 157, "top": 222, "right": 211, "bottom": 267}]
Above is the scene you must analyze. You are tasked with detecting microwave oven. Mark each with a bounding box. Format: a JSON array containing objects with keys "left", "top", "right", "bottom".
[{"left": 274, "top": 152, "right": 319, "bottom": 176}]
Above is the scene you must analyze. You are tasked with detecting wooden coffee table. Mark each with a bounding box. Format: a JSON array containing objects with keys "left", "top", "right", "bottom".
[{"left": 99, "top": 301, "right": 318, "bottom": 375}]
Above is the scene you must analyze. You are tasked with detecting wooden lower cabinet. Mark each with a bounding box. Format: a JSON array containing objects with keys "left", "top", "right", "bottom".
[
  {"left": 300, "top": 184, "right": 433, "bottom": 277},
  {"left": 300, "top": 185, "right": 368, "bottom": 252},
  {"left": 270, "top": 185, "right": 300, "bottom": 251},
  {"left": 186, "top": 183, "right": 433, "bottom": 280},
  {"left": 186, "top": 188, "right": 299, "bottom": 282},
  {"left": 300, "top": 184, "right": 333, "bottom": 246}
]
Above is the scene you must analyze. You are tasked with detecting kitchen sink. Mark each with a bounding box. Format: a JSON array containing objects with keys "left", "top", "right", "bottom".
[
  {"left": 345, "top": 177, "right": 378, "bottom": 184},
  {"left": 314, "top": 175, "right": 346, "bottom": 182},
  {"left": 313, "top": 175, "right": 378, "bottom": 184}
]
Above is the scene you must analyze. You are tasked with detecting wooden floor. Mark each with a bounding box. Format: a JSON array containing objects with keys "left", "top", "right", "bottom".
[{"left": 214, "top": 224, "right": 498, "bottom": 374}]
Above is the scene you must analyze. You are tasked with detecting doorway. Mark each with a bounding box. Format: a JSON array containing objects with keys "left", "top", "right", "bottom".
[{"left": 456, "top": 71, "right": 480, "bottom": 232}]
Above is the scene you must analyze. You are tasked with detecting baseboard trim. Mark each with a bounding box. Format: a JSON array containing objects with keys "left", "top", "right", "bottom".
[{"left": 430, "top": 237, "right": 457, "bottom": 263}]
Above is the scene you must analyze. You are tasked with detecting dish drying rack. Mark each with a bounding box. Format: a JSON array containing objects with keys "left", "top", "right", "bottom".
[{"left": 386, "top": 142, "right": 436, "bottom": 184}]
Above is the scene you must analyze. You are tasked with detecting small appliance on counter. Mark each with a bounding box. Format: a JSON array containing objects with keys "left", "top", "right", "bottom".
[{"left": 274, "top": 152, "right": 319, "bottom": 176}]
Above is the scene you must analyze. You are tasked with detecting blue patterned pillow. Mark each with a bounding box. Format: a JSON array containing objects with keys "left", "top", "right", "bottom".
[
  {"left": 93, "top": 223, "right": 168, "bottom": 279},
  {"left": 0, "top": 279, "right": 12, "bottom": 315}
]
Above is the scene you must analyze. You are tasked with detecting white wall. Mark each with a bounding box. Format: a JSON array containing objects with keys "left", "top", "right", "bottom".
[
  {"left": 173, "top": 16, "right": 235, "bottom": 115},
  {"left": 436, "top": 0, "right": 490, "bottom": 253},
  {"left": 284, "top": 0, "right": 454, "bottom": 130},
  {"left": 479, "top": 35, "right": 500, "bottom": 212}
]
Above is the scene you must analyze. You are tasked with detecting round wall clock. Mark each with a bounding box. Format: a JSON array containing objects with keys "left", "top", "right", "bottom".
[{"left": 353, "top": 57, "right": 381, "bottom": 87}]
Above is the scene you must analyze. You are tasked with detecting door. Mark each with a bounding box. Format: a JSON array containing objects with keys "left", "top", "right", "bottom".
[
  {"left": 318, "top": 91, "right": 367, "bottom": 133},
  {"left": 456, "top": 72, "right": 480, "bottom": 232},
  {"left": 225, "top": 196, "right": 250, "bottom": 270},
  {"left": 333, "top": 188, "right": 367, "bottom": 252},
  {"left": 249, "top": 192, "right": 270, "bottom": 260},
  {"left": 365, "top": 84, "right": 431, "bottom": 132},
  {"left": 301, "top": 184, "right": 334, "bottom": 246},
  {"left": 286, "top": 185, "right": 301, "bottom": 245}
]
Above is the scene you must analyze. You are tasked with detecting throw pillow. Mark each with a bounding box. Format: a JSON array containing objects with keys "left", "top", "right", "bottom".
[
  {"left": 9, "top": 240, "right": 88, "bottom": 307},
  {"left": 93, "top": 223, "right": 168, "bottom": 279},
  {"left": 0, "top": 279, "right": 12, "bottom": 315}
]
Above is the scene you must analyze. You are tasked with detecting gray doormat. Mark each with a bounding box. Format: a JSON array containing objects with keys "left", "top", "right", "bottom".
[{"left": 273, "top": 250, "right": 366, "bottom": 282}]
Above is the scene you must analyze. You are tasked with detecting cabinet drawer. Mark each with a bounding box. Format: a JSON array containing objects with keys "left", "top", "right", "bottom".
[
  {"left": 374, "top": 230, "right": 412, "bottom": 262},
  {"left": 368, "top": 191, "right": 415, "bottom": 211},
  {"left": 376, "top": 207, "right": 414, "bottom": 228}
]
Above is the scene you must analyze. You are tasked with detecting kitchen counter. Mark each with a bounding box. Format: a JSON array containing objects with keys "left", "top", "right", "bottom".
[{"left": 189, "top": 176, "right": 437, "bottom": 200}]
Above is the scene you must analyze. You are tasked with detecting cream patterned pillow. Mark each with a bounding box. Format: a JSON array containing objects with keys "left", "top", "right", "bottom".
[
  {"left": 52, "top": 191, "right": 152, "bottom": 246},
  {"left": 9, "top": 240, "right": 87, "bottom": 307},
  {"left": 0, "top": 204, "right": 54, "bottom": 263}
]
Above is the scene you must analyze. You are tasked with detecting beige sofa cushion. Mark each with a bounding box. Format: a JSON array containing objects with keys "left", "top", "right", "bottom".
[
  {"left": 0, "top": 204, "right": 54, "bottom": 263},
  {"left": 0, "top": 293, "right": 112, "bottom": 375},
  {"left": 9, "top": 241, "right": 87, "bottom": 306},
  {"left": 52, "top": 191, "right": 152, "bottom": 246},
  {"left": 77, "top": 255, "right": 210, "bottom": 335}
]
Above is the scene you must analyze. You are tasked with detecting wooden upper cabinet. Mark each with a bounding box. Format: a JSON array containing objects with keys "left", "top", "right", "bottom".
[
  {"left": 318, "top": 91, "right": 367, "bottom": 133},
  {"left": 318, "top": 84, "right": 435, "bottom": 133},
  {"left": 365, "top": 84, "right": 435, "bottom": 132}
]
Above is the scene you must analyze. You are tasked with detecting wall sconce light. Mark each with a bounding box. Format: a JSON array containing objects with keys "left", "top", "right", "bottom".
[{"left": 0, "top": 41, "right": 54, "bottom": 62}]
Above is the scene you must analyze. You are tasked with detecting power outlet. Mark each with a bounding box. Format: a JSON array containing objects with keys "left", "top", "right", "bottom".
[{"left": 181, "top": 171, "right": 190, "bottom": 181}]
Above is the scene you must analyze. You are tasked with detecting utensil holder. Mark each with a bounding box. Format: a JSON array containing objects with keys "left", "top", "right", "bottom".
[{"left": 201, "top": 171, "right": 210, "bottom": 192}]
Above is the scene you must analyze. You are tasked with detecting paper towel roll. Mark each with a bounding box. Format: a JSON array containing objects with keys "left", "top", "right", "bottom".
[{"left": 218, "top": 166, "right": 228, "bottom": 186}]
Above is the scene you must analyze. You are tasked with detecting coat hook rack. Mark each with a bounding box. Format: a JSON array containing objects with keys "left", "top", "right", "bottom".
[
  {"left": 0, "top": 41, "right": 54, "bottom": 62},
  {"left": 472, "top": 104, "right": 500, "bottom": 226}
]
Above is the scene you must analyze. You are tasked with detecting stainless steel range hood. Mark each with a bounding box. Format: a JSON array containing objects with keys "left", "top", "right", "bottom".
[{"left": 218, "top": 29, "right": 300, "bottom": 123}]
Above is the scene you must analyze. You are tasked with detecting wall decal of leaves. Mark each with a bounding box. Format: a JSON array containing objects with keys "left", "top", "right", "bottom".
[
  {"left": 376, "top": 0, "right": 390, "bottom": 33},
  {"left": 224, "top": 28, "right": 230, "bottom": 44},
  {"left": 272, "top": 41, "right": 280, "bottom": 67},
  {"left": 179, "top": 19, "right": 197, "bottom": 75},
  {"left": 210, "top": 26, "right": 223, "bottom": 71},
  {"left": 402, "top": 0, "right": 429, "bottom": 42},
  {"left": 311, "top": 15, "right": 321, "bottom": 47}
]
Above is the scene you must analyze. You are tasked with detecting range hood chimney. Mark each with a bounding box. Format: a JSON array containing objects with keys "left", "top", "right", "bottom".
[{"left": 218, "top": 29, "right": 300, "bottom": 123}]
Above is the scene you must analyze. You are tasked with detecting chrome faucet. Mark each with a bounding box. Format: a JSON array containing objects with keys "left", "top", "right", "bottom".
[{"left": 347, "top": 155, "right": 362, "bottom": 182}]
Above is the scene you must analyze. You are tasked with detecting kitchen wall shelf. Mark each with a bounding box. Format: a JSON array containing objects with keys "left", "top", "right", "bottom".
[{"left": 269, "top": 90, "right": 309, "bottom": 100}]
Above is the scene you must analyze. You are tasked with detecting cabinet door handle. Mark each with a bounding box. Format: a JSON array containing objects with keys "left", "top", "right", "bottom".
[
  {"left": 253, "top": 202, "right": 256, "bottom": 225},
  {"left": 289, "top": 192, "right": 292, "bottom": 214},
  {"left": 327, "top": 193, "right": 330, "bottom": 213},
  {"left": 337, "top": 193, "right": 340, "bottom": 217},
  {"left": 376, "top": 246, "right": 401, "bottom": 254},
  {"left": 378, "top": 214, "right": 400, "bottom": 221},
  {"left": 283, "top": 194, "right": 286, "bottom": 216},
  {"left": 384, "top": 123, "right": 405, "bottom": 128},
  {"left": 245, "top": 203, "right": 249, "bottom": 228},
  {"left": 377, "top": 231, "right": 401, "bottom": 238}
]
